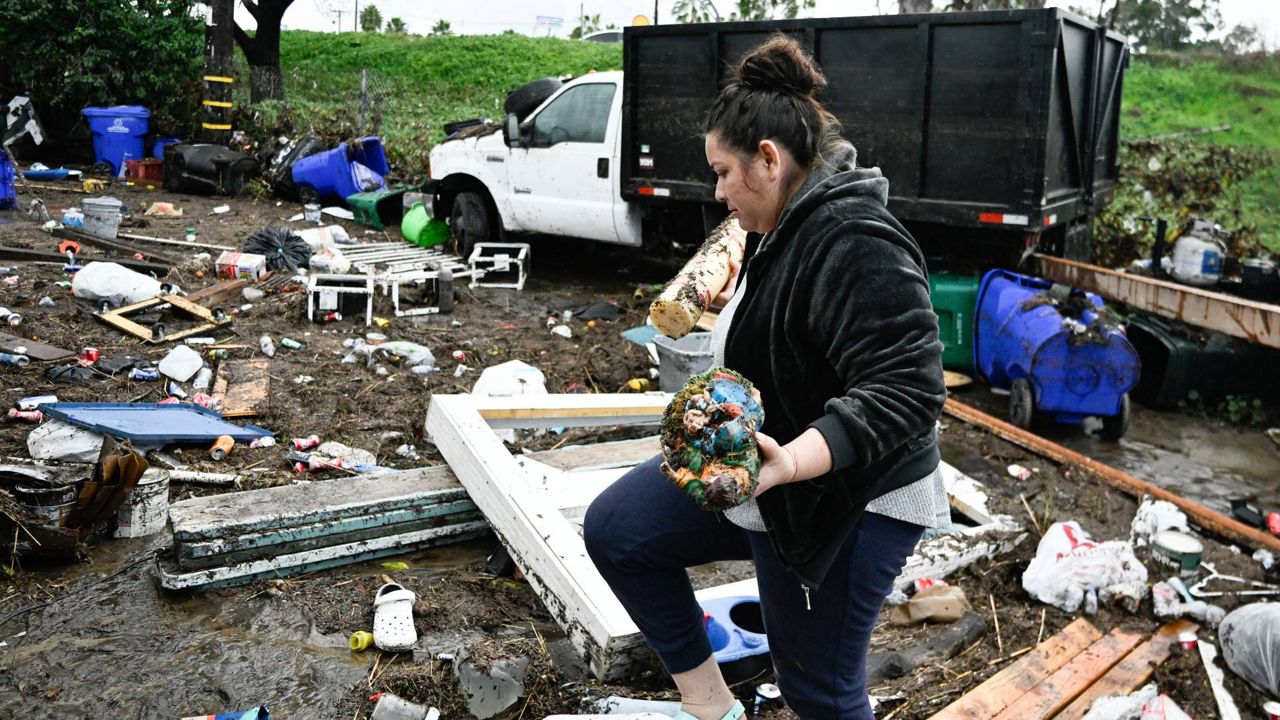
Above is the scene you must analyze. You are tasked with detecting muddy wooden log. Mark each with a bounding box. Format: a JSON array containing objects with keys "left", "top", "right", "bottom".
[
  {"left": 53, "top": 227, "right": 181, "bottom": 267},
  {"left": 943, "top": 398, "right": 1280, "bottom": 554},
  {"left": 0, "top": 244, "right": 170, "bottom": 274},
  {"left": 867, "top": 611, "right": 987, "bottom": 684},
  {"left": 649, "top": 217, "right": 745, "bottom": 339},
  {"left": 185, "top": 278, "right": 248, "bottom": 308}
]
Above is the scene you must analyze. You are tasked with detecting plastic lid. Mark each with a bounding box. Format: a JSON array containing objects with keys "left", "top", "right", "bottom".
[{"left": 82, "top": 105, "right": 150, "bottom": 118}]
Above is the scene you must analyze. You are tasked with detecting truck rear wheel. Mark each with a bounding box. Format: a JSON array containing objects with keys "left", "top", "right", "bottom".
[{"left": 449, "top": 191, "right": 491, "bottom": 259}]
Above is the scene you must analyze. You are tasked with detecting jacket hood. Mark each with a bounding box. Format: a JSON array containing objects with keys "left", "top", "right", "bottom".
[{"left": 759, "top": 141, "right": 894, "bottom": 255}]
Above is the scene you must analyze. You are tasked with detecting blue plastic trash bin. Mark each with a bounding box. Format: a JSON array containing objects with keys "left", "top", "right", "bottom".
[
  {"left": 83, "top": 106, "right": 150, "bottom": 175},
  {"left": 152, "top": 137, "right": 182, "bottom": 159},
  {"left": 974, "top": 269, "right": 1139, "bottom": 438},
  {"left": 0, "top": 154, "right": 14, "bottom": 209},
  {"left": 290, "top": 136, "right": 389, "bottom": 202}
]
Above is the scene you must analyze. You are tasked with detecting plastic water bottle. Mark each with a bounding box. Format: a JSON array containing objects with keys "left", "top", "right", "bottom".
[
  {"left": 259, "top": 335, "right": 276, "bottom": 357},
  {"left": 62, "top": 208, "right": 84, "bottom": 228},
  {"left": 0, "top": 353, "right": 30, "bottom": 367},
  {"left": 192, "top": 367, "right": 213, "bottom": 390}
]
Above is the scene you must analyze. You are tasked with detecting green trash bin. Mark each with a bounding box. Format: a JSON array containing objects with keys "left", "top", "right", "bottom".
[
  {"left": 346, "top": 187, "right": 408, "bottom": 230},
  {"left": 929, "top": 269, "right": 979, "bottom": 374},
  {"left": 401, "top": 202, "right": 449, "bottom": 249}
]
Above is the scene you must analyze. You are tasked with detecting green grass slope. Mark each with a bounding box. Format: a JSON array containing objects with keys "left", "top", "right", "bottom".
[{"left": 1118, "top": 55, "right": 1280, "bottom": 254}]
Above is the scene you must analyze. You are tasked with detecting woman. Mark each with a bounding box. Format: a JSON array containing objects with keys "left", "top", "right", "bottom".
[{"left": 584, "top": 35, "right": 947, "bottom": 720}]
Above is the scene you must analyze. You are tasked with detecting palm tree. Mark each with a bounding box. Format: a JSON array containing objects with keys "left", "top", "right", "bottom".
[
  {"left": 385, "top": 17, "right": 407, "bottom": 33},
  {"left": 431, "top": 19, "right": 452, "bottom": 36},
  {"left": 359, "top": 4, "right": 382, "bottom": 31}
]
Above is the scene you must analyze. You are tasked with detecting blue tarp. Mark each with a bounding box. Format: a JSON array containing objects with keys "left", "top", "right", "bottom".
[{"left": 41, "top": 403, "right": 272, "bottom": 449}]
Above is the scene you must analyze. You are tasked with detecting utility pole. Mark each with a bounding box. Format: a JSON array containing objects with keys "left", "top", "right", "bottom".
[
  {"left": 334, "top": 9, "right": 345, "bottom": 31},
  {"left": 355, "top": 0, "right": 359, "bottom": 30},
  {"left": 654, "top": 0, "right": 659, "bottom": 24},
  {"left": 200, "top": 0, "right": 234, "bottom": 143},
  {"left": 580, "top": 2, "right": 584, "bottom": 37}
]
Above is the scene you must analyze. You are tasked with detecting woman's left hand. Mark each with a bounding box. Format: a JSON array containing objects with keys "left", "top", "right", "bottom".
[{"left": 753, "top": 431, "right": 797, "bottom": 497}]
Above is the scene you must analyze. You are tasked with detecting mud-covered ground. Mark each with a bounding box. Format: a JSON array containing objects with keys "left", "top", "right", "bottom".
[{"left": 0, "top": 183, "right": 1278, "bottom": 718}]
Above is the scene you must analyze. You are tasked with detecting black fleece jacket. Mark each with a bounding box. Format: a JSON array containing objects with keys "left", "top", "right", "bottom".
[{"left": 724, "top": 144, "right": 946, "bottom": 589}]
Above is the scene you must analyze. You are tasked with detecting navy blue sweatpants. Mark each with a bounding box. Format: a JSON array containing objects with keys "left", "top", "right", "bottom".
[{"left": 584, "top": 456, "right": 925, "bottom": 720}]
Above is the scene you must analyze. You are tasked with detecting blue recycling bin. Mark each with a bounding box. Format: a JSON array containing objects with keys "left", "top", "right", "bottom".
[
  {"left": 0, "top": 153, "right": 14, "bottom": 209},
  {"left": 152, "top": 137, "right": 182, "bottom": 159},
  {"left": 83, "top": 105, "right": 150, "bottom": 175},
  {"left": 974, "top": 269, "right": 1139, "bottom": 438},
  {"left": 290, "top": 136, "right": 389, "bottom": 202}
]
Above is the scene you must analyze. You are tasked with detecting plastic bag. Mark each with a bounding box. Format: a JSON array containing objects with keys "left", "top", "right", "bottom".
[
  {"left": 373, "top": 341, "right": 436, "bottom": 369},
  {"left": 71, "top": 261, "right": 173, "bottom": 307},
  {"left": 1138, "top": 695, "right": 1191, "bottom": 720},
  {"left": 242, "top": 227, "right": 312, "bottom": 271},
  {"left": 1130, "top": 496, "right": 1189, "bottom": 547},
  {"left": 1022, "top": 521, "right": 1149, "bottom": 613},
  {"left": 1219, "top": 602, "right": 1280, "bottom": 696},
  {"left": 27, "top": 419, "right": 104, "bottom": 463},
  {"left": 1082, "top": 684, "right": 1158, "bottom": 720}
]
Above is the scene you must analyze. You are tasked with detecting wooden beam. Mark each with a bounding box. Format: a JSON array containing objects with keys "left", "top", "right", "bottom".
[
  {"left": 54, "top": 227, "right": 181, "bottom": 267},
  {"left": 212, "top": 359, "right": 270, "bottom": 417},
  {"left": 0, "top": 244, "right": 170, "bottom": 274},
  {"left": 1055, "top": 620, "right": 1197, "bottom": 720},
  {"left": 1198, "top": 641, "right": 1241, "bottom": 720},
  {"left": 930, "top": 618, "right": 1103, "bottom": 720},
  {"left": 471, "top": 392, "right": 671, "bottom": 429},
  {"left": 186, "top": 278, "right": 249, "bottom": 308},
  {"left": 1033, "top": 254, "right": 1280, "bottom": 350},
  {"left": 990, "top": 628, "right": 1144, "bottom": 720},
  {"left": 943, "top": 398, "right": 1280, "bottom": 554}
]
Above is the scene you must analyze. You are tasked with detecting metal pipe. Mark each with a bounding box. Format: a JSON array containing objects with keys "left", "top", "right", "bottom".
[{"left": 942, "top": 397, "right": 1280, "bottom": 554}]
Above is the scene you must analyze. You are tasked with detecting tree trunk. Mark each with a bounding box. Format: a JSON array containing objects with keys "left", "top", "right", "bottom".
[
  {"left": 898, "top": 0, "right": 933, "bottom": 13},
  {"left": 249, "top": 65, "right": 284, "bottom": 103}
]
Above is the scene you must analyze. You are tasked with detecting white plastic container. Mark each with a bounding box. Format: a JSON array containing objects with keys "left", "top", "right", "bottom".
[
  {"left": 115, "top": 468, "right": 170, "bottom": 538},
  {"left": 1170, "top": 227, "right": 1226, "bottom": 287},
  {"left": 82, "top": 197, "right": 123, "bottom": 240},
  {"left": 652, "top": 332, "right": 714, "bottom": 392}
]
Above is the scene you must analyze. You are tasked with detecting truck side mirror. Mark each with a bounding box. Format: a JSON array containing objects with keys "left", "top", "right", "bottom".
[{"left": 503, "top": 113, "right": 521, "bottom": 148}]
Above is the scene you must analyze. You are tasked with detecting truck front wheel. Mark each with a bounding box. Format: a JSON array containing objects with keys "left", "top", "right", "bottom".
[{"left": 449, "top": 191, "right": 492, "bottom": 259}]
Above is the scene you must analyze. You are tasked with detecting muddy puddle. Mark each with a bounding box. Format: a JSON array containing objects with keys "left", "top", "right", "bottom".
[{"left": 952, "top": 385, "right": 1280, "bottom": 512}]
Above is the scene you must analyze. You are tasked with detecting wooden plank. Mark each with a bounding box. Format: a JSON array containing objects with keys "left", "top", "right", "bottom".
[
  {"left": 930, "top": 618, "right": 1104, "bottom": 720},
  {"left": 0, "top": 244, "right": 171, "bottom": 274},
  {"left": 96, "top": 294, "right": 233, "bottom": 344},
  {"left": 186, "top": 278, "right": 248, "bottom": 308},
  {"left": 526, "top": 436, "right": 660, "bottom": 471},
  {"left": 0, "top": 331, "right": 75, "bottom": 361},
  {"left": 213, "top": 359, "right": 270, "bottom": 417},
  {"left": 1055, "top": 620, "right": 1197, "bottom": 720},
  {"left": 157, "top": 520, "right": 490, "bottom": 591},
  {"left": 471, "top": 392, "right": 670, "bottom": 429},
  {"left": 944, "top": 398, "right": 1280, "bottom": 554},
  {"left": 168, "top": 465, "right": 465, "bottom": 541},
  {"left": 54, "top": 227, "right": 181, "bottom": 267},
  {"left": 990, "top": 628, "right": 1144, "bottom": 720},
  {"left": 1197, "top": 641, "right": 1241, "bottom": 720},
  {"left": 1033, "top": 253, "right": 1280, "bottom": 350}
]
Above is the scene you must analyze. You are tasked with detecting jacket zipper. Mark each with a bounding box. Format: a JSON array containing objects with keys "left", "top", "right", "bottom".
[{"left": 802, "top": 583, "right": 812, "bottom": 611}]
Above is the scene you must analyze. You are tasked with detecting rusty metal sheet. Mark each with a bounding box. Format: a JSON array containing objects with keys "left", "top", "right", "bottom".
[
  {"left": 1034, "top": 254, "right": 1280, "bottom": 350},
  {"left": 0, "top": 332, "right": 74, "bottom": 361},
  {"left": 212, "top": 359, "right": 270, "bottom": 418}
]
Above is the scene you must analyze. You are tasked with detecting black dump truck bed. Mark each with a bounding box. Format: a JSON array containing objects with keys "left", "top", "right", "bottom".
[{"left": 621, "top": 8, "right": 1128, "bottom": 242}]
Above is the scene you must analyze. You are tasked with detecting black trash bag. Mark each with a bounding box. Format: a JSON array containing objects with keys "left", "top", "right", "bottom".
[
  {"left": 45, "top": 364, "right": 100, "bottom": 383},
  {"left": 243, "top": 227, "right": 312, "bottom": 272}
]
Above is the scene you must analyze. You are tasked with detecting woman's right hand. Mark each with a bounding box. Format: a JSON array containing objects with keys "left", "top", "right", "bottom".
[{"left": 711, "top": 256, "right": 741, "bottom": 309}]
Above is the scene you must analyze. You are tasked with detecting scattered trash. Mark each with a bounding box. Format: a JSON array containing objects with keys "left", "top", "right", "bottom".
[
  {"left": 242, "top": 227, "right": 312, "bottom": 272},
  {"left": 381, "top": 560, "right": 409, "bottom": 571},
  {"left": 291, "top": 435, "right": 321, "bottom": 450},
  {"left": 242, "top": 287, "right": 265, "bottom": 302},
  {"left": 158, "top": 344, "right": 204, "bottom": 382},
  {"left": 1151, "top": 579, "right": 1225, "bottom": 626},
  {"left": 370, "top": 693, "right": 433, "bottom": 720},
  {"left": 177, "top": 707, "right": 269, "bottom": 720},
  {"left": 550, "top": 324, "right": 572, "bottom": 339},
  {"left": 455, "top": 647, "right": 529, "bottom": 719},
  {"left": 1188, "top": 561, "right": 1280, "bottom": 598},
  {"left": 349, "top": 630, "right": 374, "bottom": 651},
  {"left": 373, "top": 341, "right": 435, "bottom": 368},
  {"left": 279, "top": 337, "right": 304, "bottom": 351},
  {"left": 1022, "top": 521, "right": 1148, "bottom": 613},
  {"left": 1007, "top": 463, "right": 1033, "bottom": 481},
  {"left": 1082, "top": 683, "right": 1159, "bottom": 720},
  {"left": 15, "top": 394, "right": 57, "bottom": 410},
  {"left": 1253, "top": 548, "right": 1275, "bottom": 571},
  {"left": 209, "top": 435, "right": 234, "bottom": 461},
  {"left": 6, "top": 408, "right": 42, "bottom": 423},
  {"left": 143, "top": 202, "right": 183, "bottom": 218},
  {"left": 71, "top": 261, "right": 173, "bottom": 307},
  {"left": 1130, "top": 497, "right": 1190, "bottom": 547},
  {"left": 303, "top": 203, "right": 321, "bottom": 224},
  {"left": 1139, "top": 694, "right": 1192, "bottom": 720},
  {"left": 259, "top": 336, "right": 276, "bottom": 357},
  {"left": 889, "top": 584, "right": 971, "bottom": 625},
  {"left": 314, "top": 441, "right": 376, "bottom": 468},
  {"left": 210, "top": 204, "right": 231, "bottom": 215},
  {"left": 39, "top": 402, "right": 271, "bottom": 449},
  {"left": 395, "top": 444, "right": 419, "bottom": 460},
  {"left": 45, "top": 363, "right": 100, "bottom": 383},
  {"left": 0, "top": 352, "right": 30, "bottom": 367},
  {"left": 372, "top": 582, "right": 417, "bottom": 652},
  {"left": 114, "top": 468, "right": 170, "bottom": 538},
  {"left": 1150, "top": 530, "right": 1203, "bottom": 577},
  {"left": 216, "top": 250, "right": 270, "bottom": 281},
  {"left": 37, "top": 295, "right": 55, "bottom": 307},
  {"left": 129, "top": 366, "right": 160, "bottom": 381}
]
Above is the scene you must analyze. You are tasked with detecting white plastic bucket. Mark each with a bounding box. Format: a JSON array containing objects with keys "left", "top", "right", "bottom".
[
  {"left": 115, "top": 468, "right": 170, "bottom": 538},
  {"left": 82, "top": 197, "right": 123, "bottom": 241}
]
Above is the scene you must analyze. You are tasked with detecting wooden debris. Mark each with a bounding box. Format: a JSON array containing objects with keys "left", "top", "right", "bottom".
[
  {"left": 1197, "top": 640, "right": 1241, "bottom": 720},
  {"left": 212, "top": 359, "right": 269, "bottom": 417},
  {"left": 96, "top": 294, "right": 232, "bottom": 344},
  {"left": 186, "top": 278, "right": 248, "bottom": 308},
  {"left": 0, "top": 332, "right": 74, "bottom": 362},
  {"left": 868, "top": 611, "right": 987, "bottom": 684},
  {"left": 1055, "top": 620, "right": 1197, "bottom": 719},
  {"left": 989, "top": 628, "right": 1144, "bottom": 720}
]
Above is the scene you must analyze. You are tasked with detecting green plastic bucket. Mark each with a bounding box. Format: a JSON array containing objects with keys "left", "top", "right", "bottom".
[{"left": 401, "top": 203, "right": 449, "bottom": 248}]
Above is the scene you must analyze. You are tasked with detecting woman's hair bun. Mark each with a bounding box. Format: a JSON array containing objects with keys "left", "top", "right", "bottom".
[{"left": 737, "top": 34, "right": 826, "bottom": 98}]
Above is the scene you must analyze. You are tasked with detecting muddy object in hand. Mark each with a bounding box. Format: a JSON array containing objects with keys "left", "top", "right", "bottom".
[{"left": 660, "top": 367, "right": 764, "bottom": 511}]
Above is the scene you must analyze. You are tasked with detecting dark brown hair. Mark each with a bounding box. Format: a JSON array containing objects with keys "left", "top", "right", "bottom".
[{"left": 705, "top": 34, "right": 844, "bottom": 168}]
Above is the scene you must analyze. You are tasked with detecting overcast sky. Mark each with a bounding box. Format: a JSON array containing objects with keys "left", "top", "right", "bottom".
[{"left": 238, "top": 0, "right": 1280, "bottom": 46}]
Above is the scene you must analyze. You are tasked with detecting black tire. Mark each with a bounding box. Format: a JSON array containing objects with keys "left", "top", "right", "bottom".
[
  {"left": 1010, "top": 379, "right": 1035, "bottom": 430},
  {"left": 1101, "top": 393, "right": 1131, "bottom": 441},
  {"left": 504, "top": 77, "right": 563, "bottom": 121},
  {"left": 449, "top": 191, "right": 491, "bottom": 260}
]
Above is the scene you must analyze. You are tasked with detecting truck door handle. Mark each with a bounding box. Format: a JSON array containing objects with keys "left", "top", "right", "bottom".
[{"left": 597, "top": 158, "right": 609, "bottom": 178}]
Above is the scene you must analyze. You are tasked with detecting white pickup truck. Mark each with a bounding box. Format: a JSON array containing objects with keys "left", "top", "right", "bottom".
[{"left": 425, "top": 71, "right": 673, "bottom": 258}]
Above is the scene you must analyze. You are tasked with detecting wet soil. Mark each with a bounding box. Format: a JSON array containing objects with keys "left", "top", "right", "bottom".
[{"left": 1, "top": 185, "right": 1278, "bottom": 718}]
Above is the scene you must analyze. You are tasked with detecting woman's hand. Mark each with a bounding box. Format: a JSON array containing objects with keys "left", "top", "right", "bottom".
[
  {"left": 753, "top": 431, "right": 797, "bottom": 497},
  {"left": 710, "top": 256, "right": 742, "bottom": 309}
]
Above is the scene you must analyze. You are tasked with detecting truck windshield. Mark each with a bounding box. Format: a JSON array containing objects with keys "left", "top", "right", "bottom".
[{"left": 530, "top": 83, "right": 616, "bottom": 146}]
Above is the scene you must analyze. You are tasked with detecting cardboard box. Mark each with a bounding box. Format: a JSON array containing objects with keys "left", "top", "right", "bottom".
[{"left": 215, "top": 252, "right": 267, "bottom": 281}]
